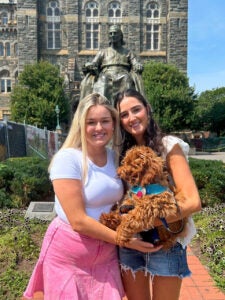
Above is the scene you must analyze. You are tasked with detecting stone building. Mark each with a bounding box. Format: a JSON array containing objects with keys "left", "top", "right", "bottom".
[{"left": 0, "top": 0, "right": 188, "bottom": 119}]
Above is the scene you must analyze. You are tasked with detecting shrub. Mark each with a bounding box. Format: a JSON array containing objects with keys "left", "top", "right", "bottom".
[
  {"left": 189, "top": 158, "right": 225, "bottom": 206},
  {"left": 0, "top": 189, "right": 12, "bottom": 208},
  {"left": 0, "top": 164, "right": 14, "bottom": 190},
  {"left": 0, "top": 157, "right": 53, "bottom": 208}
]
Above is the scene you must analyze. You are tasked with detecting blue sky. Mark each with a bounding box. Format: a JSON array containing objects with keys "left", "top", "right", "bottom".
[{"left": 188, "top": 0, "right": 225, "bottom": 94}]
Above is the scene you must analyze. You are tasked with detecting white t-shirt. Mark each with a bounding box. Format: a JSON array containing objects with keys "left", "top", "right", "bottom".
[
  {"left": 162, "top": 135, "right": 197, "bottom": 248},
  {"left": 50, "top": 147, "right": 124, "bottom": 223}
]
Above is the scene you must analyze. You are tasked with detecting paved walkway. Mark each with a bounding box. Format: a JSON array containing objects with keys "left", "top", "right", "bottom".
[
  {"left": 179, "top": 247, "right": 225, "bottom": 300},
  {"left": 189, "top": 151, "right": 225, "bottom": 163},
  {"left": 22, "top": 246, "right": 225, "bottom": 300},
  {"left": 181, "top": 152, "right": 225, "bottom": 299}
]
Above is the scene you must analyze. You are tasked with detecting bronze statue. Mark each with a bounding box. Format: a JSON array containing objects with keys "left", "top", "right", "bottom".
[{"left": 79, "top": 25, "right": 145, "bottom": 104}]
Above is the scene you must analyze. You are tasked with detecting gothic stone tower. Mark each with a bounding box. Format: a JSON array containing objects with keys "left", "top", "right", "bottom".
[{"left": 0, "top": 0, "right": 188, "bottom": 117}]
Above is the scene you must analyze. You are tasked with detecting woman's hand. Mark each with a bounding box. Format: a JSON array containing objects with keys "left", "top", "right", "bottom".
[{"left": 125, "top": 237, "right": 163, "bottom": 253}]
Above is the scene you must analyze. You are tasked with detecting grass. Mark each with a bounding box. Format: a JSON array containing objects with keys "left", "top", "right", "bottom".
[
  {"left": 0, "top": 209, "right": 48, "bottom": 300},
  {"left": 0, "top": 205, "right": 224, "bottom": 299}
]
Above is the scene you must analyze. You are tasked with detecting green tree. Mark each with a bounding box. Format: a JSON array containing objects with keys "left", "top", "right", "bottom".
[
  {"left": 193, "top": 87, "right": 225, "bottom": 136},
  {"left": 10, "top": 61, "right": 69, "bottom": 130},
  {"left": 142, "top": 61, "right": 196, "bottom": 133}
]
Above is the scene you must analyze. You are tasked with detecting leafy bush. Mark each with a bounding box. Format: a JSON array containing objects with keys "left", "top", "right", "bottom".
[
  {"left": 189, "top": 158, "right": 225, "bottom": 206},
  {"left": 0, "top": 189, "right": 12, "bottom": 208},
  {"left": 0, "top": 164, "right": 14, "bottom": 189},
  {"left": 0, "top": 157, "right": 53, "bottom": 208}
]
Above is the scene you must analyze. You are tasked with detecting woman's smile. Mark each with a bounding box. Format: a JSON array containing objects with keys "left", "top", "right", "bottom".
[{"left": 119, "top": 96, "right": 149, "bottom": 144}]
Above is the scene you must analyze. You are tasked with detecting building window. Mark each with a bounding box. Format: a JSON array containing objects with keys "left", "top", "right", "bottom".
[
  {"left": 46, "top": 1, "right": 61, "bottom": 49},
  {"left": 15, "top": 71, "right": 18, "bottom": 85},
  {"left": 85, "top": 2, "right": 99, "bottom": 49},
  {"left": 146, "top": 24, "right": 159, "bottom": 50},
  {"left": 0, "top": 43, "right": 3, "bottom": 56},
  {"left": 0, "top": 42, "right": 12, "bottom": 57},
  {"left": 0, "top": 70, "right": 11, "bottom": 93},
  {"left": 108, "top": 2, "right": 122, "bottom": 23},
  {"left": 1, "top": 12, "right": 8, "bottom": 25},
  {"left": 86, "top": 23, "right": 99, "bottom": 49},
  {"left": 26, "top": 15, "right": 30, "bottom": 27},
  {"left": 14, "top": 43, "right": 18, "bottom": 56},
  {"left": 5, "top": 42, "right": 10, "bottom": 56},
  {"left": 0, "top": 80, "right": 11, "bottom": 93},
  {"left": 146, "top": 2, "right": 160, "bottom": 50}
]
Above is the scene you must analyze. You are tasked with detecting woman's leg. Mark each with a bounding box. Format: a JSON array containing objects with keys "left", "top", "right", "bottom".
[
  {"left": 121, "top": 270, "right": 151, "bottom": 300},
  {"left": 152, "top": 276, "right": 182, "bottom": 300}
]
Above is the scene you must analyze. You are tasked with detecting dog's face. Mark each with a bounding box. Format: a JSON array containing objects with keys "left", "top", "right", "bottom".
[{"left": 117, "top": 146, "right": 164, "bottom": 187}]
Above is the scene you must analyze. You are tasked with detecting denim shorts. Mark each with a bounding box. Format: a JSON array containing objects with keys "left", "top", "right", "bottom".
[{"left": 119, "top": 243, "right": 191, "bottom": 278}]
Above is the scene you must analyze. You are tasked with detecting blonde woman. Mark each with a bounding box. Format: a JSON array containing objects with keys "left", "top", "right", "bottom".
[{"left": 23, "top": 93, "right": 161, "bottom": 300}]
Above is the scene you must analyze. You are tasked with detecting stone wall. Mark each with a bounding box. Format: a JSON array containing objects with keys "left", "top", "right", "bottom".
[
  {"left": 0, "top": 0, "right": 188, "bottom": 115},
  {"left": 17, "top": 0, "right": 38, "bottom": 72}
]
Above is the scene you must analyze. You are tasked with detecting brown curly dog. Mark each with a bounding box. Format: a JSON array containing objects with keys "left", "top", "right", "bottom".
[{"left": 99, "top": 145, "right": 186, "bottom": 249}]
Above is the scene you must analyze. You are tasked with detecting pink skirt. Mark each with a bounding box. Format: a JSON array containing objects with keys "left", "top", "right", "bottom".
[{"left": 23, "top": 217, "right": 124, "bottom": 300}]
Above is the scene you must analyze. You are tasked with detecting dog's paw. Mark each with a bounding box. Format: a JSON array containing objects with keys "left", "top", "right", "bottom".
[
  {"left": 115, "top": 234, "right": 129, "bottom": 247},
  {"left": 99, "top": 212, "right": 121, "bottom": 230}
]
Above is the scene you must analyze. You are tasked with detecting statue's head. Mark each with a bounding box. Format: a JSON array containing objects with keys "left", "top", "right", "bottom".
[{"left": 109, "top": 24, "right": 125, "bottom": 45}]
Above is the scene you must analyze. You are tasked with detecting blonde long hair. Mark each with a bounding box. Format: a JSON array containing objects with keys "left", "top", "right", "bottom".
[{"left": 49, "top": 93, "right": 121, "bottom": 181}]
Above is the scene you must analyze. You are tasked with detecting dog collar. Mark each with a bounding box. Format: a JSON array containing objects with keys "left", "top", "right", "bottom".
[{"left": 131, "top": 184, "right": 167, "bottom": 197}]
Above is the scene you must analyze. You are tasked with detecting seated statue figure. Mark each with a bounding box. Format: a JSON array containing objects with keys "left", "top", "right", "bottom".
[{"left": 79, "top": 25, "right": 145, "bottom": 104}]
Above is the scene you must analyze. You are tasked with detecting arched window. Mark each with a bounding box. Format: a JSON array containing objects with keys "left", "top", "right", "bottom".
[
  {"left": 146, "top": 2, "right": 159, "bottom": 18},
  {"left": 146, "top": 2, "right": 160, "bottom": 50},
  {"left": 85, "top": 1, "right": 99, "bottom": 19},
  {"left": 0, "top": 70, "right": 11, "bottom": 93},
  {"left": 1, "top": 12, "right": 8, "bottom": 25},
  {"left": 85, "top": 2, "right": 99, "bottom": 50},
  {"left": 108, "top": 2, "right": 121, "bottom": 23},
  {"left": 46, "top": 1, "right": 61, "bottom": 49}
]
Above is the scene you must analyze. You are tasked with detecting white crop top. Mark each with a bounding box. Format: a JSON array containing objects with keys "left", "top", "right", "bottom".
[
  {"left": 162, "top": 135, "right": 197, "bottom": 248},
  {"left": 50, "top": 147, "right": 124, "bottom": 223}
]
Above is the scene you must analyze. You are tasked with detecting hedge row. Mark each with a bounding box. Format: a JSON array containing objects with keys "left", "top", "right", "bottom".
[
  {"left": 0, "top": 156, "right": 224, "bottom": 209},
  {"left": 0, "top": 157, "right": 53, "bottom": 208}
]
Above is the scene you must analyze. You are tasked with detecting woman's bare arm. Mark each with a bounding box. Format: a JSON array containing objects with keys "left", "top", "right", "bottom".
[
  {"left": 155, "top": 144, "right": 201, "bottom": 226},
  {"left": 52, "top": 178, "right": 162, "bottom": 252}
]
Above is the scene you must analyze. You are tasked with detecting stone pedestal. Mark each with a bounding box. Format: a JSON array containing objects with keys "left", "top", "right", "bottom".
[{"left": 25, "top": 201, "right": 56, "bottom": 221}]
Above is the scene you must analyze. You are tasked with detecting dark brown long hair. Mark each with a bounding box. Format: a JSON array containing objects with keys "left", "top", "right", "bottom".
[{"left": 114, "top": 89, "right": 165, "bottom": 160}]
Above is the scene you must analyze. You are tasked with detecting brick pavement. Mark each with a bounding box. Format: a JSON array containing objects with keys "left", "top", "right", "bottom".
[
  {"left": 21, "top": 247, "right": 225, "bottom": 300},
  {"left": 179, "top": 247, "right": 225, "bottom": 300}
]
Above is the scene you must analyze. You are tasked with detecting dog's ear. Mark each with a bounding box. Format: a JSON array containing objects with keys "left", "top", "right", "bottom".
[
  {"left": 135, "top": 146, "right": 164, "bottom": 186},
  {"left": 117, "top": 145, "right": 166, "bottom": 186}
]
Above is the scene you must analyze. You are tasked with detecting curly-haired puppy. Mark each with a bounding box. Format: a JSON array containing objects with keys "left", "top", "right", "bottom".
[{"left": 100, "top": 146, "right": 186, "bottom": 249}]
